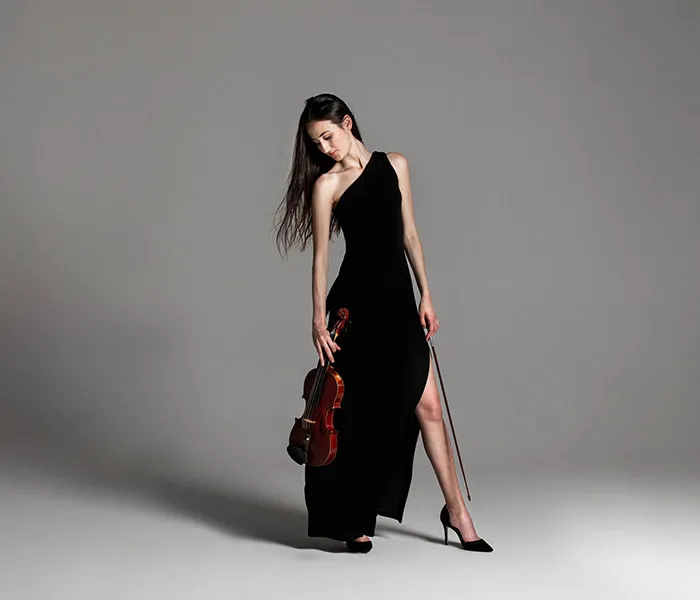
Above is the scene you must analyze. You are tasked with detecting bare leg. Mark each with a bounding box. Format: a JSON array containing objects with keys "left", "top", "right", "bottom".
[{"left": 415, "top": 356, "right": 481, "bottom": 541}]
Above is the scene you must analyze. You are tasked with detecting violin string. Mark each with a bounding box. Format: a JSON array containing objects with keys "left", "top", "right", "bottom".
[
  {"left": 305, "top": 363, "right": 326, "bottom": 420},
  {"left": 302, "top": 373, "right": 317, "bottom": 424},
  {"left": 302, "top": 362, "right": 326, "bottom": 427},
  {"left": 303, "top": 323, "right": 337, "bottom": 427},
  {"left": 301, "top": 317, "right": 345, "bottom": 432}
]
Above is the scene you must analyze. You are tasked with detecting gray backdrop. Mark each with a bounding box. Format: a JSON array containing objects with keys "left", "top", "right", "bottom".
[{"left": 1, "top": 0, "right": 698, "bottom": 492}]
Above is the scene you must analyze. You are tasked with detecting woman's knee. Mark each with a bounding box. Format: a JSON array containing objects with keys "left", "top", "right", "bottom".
[{"left": 415, "top": 390, "right": 442, "bottom": 422}]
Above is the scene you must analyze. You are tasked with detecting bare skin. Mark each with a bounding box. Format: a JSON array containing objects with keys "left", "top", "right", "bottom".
[
  {"left": 415, "top": 351, "right": 482, "bottom": 542},
  {"left": 349, "top": 360, "right": 481, "bottom": 544},
  {"left": 306, "top": 117, "right": 481, "bottom": 545}
]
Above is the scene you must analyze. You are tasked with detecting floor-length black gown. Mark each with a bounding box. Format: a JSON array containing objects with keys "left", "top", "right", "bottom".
[{"left": 304, "top": 150, "right": 430, "bottom": 542}]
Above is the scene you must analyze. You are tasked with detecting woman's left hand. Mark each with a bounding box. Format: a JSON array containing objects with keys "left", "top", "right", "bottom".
[{"left": 419, "top": 294, "right": 439, "bottom": 340}]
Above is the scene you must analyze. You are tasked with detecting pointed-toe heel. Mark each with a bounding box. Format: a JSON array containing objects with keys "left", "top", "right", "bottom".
[
  {"left": 439, "top": 504, "right": 493, "bottom": 552},
  {"left": 345, "top": 538, "right": 373, "bottom": 553}
]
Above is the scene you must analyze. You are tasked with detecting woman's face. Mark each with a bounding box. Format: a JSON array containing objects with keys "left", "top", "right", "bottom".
[{"left": 306, "top": 118, "right": 351, "bottom": 161}]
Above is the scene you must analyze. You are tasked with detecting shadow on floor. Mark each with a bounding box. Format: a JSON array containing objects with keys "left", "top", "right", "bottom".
[
  {"left": 4, "top": 455, "right": 446, "bottom": 552},
  {"left": 376, "top": 521, "right": 442, "bottom": 545},
  {"left": 108, "top": 470, "right": 444, "bottom": 551},
  {"left": 121, "top": 474, "right": 348, "bottom": 553}
]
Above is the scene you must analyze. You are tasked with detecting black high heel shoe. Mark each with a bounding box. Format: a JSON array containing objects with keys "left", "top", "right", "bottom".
[
  {"left": 440, "top": 505, "right": 493, "bottom": 552},
  {"left": 345, "top": 538, "right": 373, "bottom": 553}
]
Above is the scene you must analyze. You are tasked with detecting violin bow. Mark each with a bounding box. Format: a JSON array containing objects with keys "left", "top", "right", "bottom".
[{"left": 427, "top": 334, "right": 472, "bottom": 501}]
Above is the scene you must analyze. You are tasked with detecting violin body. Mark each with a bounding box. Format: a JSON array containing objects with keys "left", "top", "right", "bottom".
[
  {"left": 287, "top": 366, "right": 345, "bottom": 466},
  {"left": 287, "top": 308, "right": 351, "bottom": 467}
]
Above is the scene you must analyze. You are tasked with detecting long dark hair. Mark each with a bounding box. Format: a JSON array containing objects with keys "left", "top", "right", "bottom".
[{"left": 272, "top": 93, "right": 364, "bottom": 258}]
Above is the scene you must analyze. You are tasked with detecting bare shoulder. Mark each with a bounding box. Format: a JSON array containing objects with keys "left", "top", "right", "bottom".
[
  {"left": 386, "top": 151, "right": 409, "bottom": 178},
  {"left": 312, "top": 171, "right": 337, "bottom": 207}
]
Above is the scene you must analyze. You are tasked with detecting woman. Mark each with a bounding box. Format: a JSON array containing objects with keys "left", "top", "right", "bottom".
[{"left": 273, "top": 93, "right": 493, "bottom": 554}]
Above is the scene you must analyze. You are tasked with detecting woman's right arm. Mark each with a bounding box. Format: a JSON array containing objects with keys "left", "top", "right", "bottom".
[{"left": 311, "top": 176, "right": 341, "bottom": 365}]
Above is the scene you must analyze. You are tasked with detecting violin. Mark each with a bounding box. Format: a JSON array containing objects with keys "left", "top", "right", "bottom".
[{"left": 287, "top": 308, "right": 351, "bottom": 466}]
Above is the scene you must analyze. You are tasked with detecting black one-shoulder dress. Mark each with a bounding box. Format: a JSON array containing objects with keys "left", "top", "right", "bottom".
[{"left": 304, "top": 150, "right": 430, "bottom": 542}]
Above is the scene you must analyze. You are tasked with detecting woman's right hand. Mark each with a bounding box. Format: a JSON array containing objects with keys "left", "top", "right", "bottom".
[{"left": 312, "top": 321, "right": 341, "bottom": 366}]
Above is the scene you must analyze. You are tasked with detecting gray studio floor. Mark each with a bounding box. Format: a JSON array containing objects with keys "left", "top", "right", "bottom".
[{"left": 1, "top": 455, "right": 697, "bottom": 600}]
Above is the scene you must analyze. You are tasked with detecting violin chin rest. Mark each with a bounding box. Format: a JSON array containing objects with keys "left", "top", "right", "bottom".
[{"left": 287, "top": 444, "right": 307, "bottom": 465}]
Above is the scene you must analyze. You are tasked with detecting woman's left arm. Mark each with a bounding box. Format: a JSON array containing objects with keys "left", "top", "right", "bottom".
[{"left": 389, "top": 152, "right": 440, "bottom": 340}]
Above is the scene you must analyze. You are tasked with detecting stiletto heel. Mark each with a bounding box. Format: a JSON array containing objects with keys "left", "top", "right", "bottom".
[
  {"left": 345, "top": 538, "right": 373, "bottom": 553},
  {"left": 439, "top": 504, "right": 493, "bottom": 552}
]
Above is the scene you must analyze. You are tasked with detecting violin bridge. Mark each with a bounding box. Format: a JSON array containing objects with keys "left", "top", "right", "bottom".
[{"left": 301, "top": 418, "right": 316, "bottom": 424}]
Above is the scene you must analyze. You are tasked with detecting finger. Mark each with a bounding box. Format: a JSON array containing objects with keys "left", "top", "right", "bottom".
[
  {"left": 314, "top": 341, "right": 325, "bottom": 366},
  {"left": 323, "top": 342, "right": 335, "bottom": 363}
]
